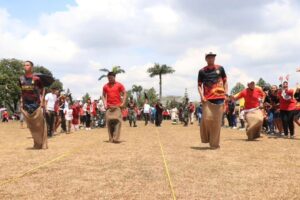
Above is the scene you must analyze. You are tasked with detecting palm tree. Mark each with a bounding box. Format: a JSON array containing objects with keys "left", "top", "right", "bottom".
[
  {"left": 132, "top": 85, "right": 143, "bottom": 100},
  {"left": 147, "top": 63, "right": 175, "bottom": 99},
  {"left": 98, "top": 66, "right": 125, "bottom": 81}
]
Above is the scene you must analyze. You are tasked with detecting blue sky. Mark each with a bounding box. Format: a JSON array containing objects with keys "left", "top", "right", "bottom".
[{"left": 0, "top": 0, "right": 75, "bottom": 25}]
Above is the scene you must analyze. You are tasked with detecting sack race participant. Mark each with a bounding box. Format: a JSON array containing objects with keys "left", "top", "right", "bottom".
[
  {"left": 234, "top": 81, "right": 266, "bottom": 140},
  {"left": 19, "top": 61, "right": 48, "bottom": 149},
  {"left": 103, "top": 72, "right": 126, "bottom": 143},
  {"left": 127, "top": 97, "right": 137, "bottom": 127},
  {"left": 198, "top": 52, "right": 228, "bottom": 149}
]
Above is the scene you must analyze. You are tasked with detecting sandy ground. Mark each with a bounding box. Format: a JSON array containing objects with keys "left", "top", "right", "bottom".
[{"left": 0, "top": 121, "right": 299, "bottom": 200}]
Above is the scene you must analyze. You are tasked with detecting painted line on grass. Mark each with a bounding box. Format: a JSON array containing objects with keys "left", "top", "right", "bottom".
[
  {"left": 0, "top": 142, "right": 95, "bottom": 187},
  {"left": 156, "top": 128, "right": 177, "bottom": 200}
]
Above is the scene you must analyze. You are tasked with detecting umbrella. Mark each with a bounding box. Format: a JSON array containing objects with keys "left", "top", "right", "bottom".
[
  {"left": 33, "top": 73, "right": 55, "bottom": 87},
  {"left": 0, "top": 108, "right": 7, "bottom": 112}
]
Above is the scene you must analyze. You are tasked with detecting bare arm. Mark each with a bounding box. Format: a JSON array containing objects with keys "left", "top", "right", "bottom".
[
  {"left": 40, "top": 88, "right": 45, "bottom": 108},
  {"left": 120, "top": 91, "right": 127, "bottom": 108},
  {"left": 224, "top": 81, "right": 228, "bottom": 95},
  {"left": 102, "top": 92, "right": 107, "bottom": 109},
  {"left": 198, "top": 84, "right": 206, "bottom": 102}
]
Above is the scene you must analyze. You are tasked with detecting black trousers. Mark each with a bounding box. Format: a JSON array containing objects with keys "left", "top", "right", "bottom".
[
  {"left": 155, "top": 113, "right": 162, "bottom": 126},
  {"left": 86, "top": 113, "right": 91, "bottom": 128},
  {"left": 280, "top": 110, "right": 295, "bottom": 136},
  {"left": 60, "top": 110, "right": 66, "bottom": 132},
  {"left": 144, "top": 113, "right": 150, "bottom": 125},
  {"left": 240, "top": 119, "right": 245, "bottom": 128},
  {"left": 46, "top": 111, "right": 55, "bottom": 137}
]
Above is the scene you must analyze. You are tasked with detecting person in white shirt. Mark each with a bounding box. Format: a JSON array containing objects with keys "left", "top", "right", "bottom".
[
  {"left": 64, "top": 106, "right": 73, "bottom": 133},
  {"left": 83, "top": 98, "right": 93, "bottom": 130},
  {"left": 45, "top": 87, "right": 58, "bottom": 137},
  {"left": 143, "top": 99, "right": 151, "bottom": 125},
  {"left": 170, "top": 107, "right": 179, "bottom": 124}
]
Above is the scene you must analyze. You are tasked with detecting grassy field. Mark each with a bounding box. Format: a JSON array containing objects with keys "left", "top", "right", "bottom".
[{"left": 0, "top": 121, "right": 299, "bottom": 200}]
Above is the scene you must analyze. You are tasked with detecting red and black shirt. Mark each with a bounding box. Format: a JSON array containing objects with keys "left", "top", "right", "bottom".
[
  {"left": 198, "top": 65, "right": 227, "bottom": 100},
  {"left": 19, "top": 75, "right": 43, "bottom": 112}
]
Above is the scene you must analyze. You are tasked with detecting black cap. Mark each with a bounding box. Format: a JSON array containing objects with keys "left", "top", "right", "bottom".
[{"left": 205, "top": 52, "right": 217, "bottom": 58}]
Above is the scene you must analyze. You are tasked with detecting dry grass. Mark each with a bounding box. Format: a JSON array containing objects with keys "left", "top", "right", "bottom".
[{"left": 0, "top": 121, "right": 299, "bottom": 200}]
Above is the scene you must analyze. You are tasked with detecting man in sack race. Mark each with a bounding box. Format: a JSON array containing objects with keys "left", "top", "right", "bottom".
[
  {"left": 19, "top": 61, "right": 48, "bottom": 149},
  {"left": 198, "top": 52, "right": 228, "bottom": 149},
  {"left": 127, "top": 97, "right": 138, "bottom": 127},
  {"left": 102, "top": 72, "right": 126, "bottom": 143},
  {"left": 234, "top": 81, "right": 266, "bottom": 140}
]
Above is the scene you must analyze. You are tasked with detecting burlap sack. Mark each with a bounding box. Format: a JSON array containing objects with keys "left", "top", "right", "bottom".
[
  {"left": 200, "top": 101, "right": 223, "bottom": 148},
  {"left": 106, "top": 107, "right": 122, "bottom": 142},
  {"left": 245, "top": 109, "right": 263, "bottom": 140},
  {"left": 22, "top": 107, "right": 48, "bottom": 149}
]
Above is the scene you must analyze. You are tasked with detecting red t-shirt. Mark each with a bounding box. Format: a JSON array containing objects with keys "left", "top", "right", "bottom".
[
  {"left": 235, "top": 87, "right": 265, "bottom": 110},
  {"left": 278, "top": 89, "right": 296, "bottom": 111},
  {"left": 198, "top": 65, "right": 227, "bottom": 100},
  {"left": 72, "top": 104, "right": 80, "bottom": 125},
  {"left": 2, "top": 111, "right": 8, "bottom": 119},
  {"left": 189, "top": 104, "right": 195, "bottom": 112},
  {"left": 122, "top": 108, "right": 128, "bottom": 117},
  {"left": 103, "top": 82, "right": 125, "bottom": 108}
]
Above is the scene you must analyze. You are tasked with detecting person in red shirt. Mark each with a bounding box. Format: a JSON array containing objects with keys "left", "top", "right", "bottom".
[
  {"left": 72, "top": 101, "right": 81, "bottom": 131},
  {"left": 278, "top": 81, "right": 296, "bottom": 138},
  {"left": 2, "top": 111, "right": 9, "bottom": 122},
  {"left": 188, "top": 102, "right": 195, "bottom": 125},
  {"left": 198, "top": 52, "right": 228, "bottom": 149},
  {"left": 103, "top": 72, "right": 126, "bottom": 143},
  {"left": 234, "top": 81, "right": 266, "bottom": 140},
  {"left": 83, "top": 98, "right": 93, "bottom": 130}
]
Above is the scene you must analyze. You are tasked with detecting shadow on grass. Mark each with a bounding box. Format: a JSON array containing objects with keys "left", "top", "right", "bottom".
[
  {"left": 26, "top": 147, "right": 44, "bottom": 150},
  {"left": 224, "top": 138, "right": 260, "bottom": 142},
  {"left": 190, "top": 146, "right": 214, "bottom": 151},
  {"left": 103, "top": 140, "right": 126, "bottom": 144}
]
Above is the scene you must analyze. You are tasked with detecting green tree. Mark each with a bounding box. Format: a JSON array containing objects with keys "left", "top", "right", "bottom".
[
  {"left": 98, "top": 66, "right": 125, "bottom": 81},
  {"left": 0, "top": 59, "right": 63, "bottom": 112},
  {"left": 132, "top": 85, "right": 143, "bottom": 100},
  {"left": 230, "top": 82, "right": 245, "bottom": 95},
  {"left": 82, "top": 93, "right": 91, "bottom": 103},
  {"left": 125, "top": 90, "right": 133, "bottom": 106},
  {"left": 143, "top": 87, "right": 158, "bottom": 105},
  {"left": 147, "top": 63, "right": 175, "bottom": 99},
  {"left": 256, "top": 78, "right": 270, "bottom": 88},
  {"left": 50, "top": 79, "right": 63, "bottom": 91},
  {"left": 0, "top": 59, "right": 23, "bottom": 112}
]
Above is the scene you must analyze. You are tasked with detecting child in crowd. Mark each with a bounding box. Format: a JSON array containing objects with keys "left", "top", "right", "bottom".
[{"left": 64, "top": 105, "right": 73, "bottom": 133}]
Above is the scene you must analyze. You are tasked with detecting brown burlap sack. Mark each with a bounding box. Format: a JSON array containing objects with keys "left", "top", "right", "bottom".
[
  {"left": 22, "top": 107, "right": 48, "bottom": 149},
  {"left": 105, "top": 107, "right": 122, "bottom": 142},
  {"left": 200, "top": 101, "right": 223, "bottom": 148},
  {"left": 245, "top": 109, "right": 263, "bottom": 140}
]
